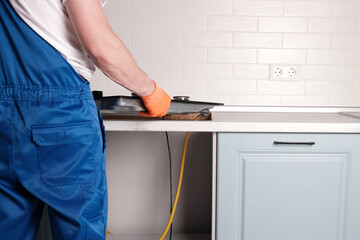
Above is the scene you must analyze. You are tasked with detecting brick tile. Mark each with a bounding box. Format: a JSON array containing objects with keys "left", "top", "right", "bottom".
[
  {"left": 234, "top": 1, "right": 283, "bottom": 16},
  {"left": 281, "top": 96, "right": 330, "bottom": 106},
  {"left": 299, "top": 65, "right": 331, "bottom": 80},
  {"left": 308, "top": 50, "right": 357, "bottom": 64},
  {"left": 183, "top": 32, "right": 232, "bottom": 47},
  {"left": 257, "top": 80, "right": 306, "bottom": 95},
  {"left": 309, "top": 18, "right": 358, "bottom": 33},
  {"left": 284, "top": 34, "right": 333, "bottom": 49},
  {"left": 182, "top": 63, "right": 233, "bottom": 79},
  {"left": 284, "top": 1, "right": 334, "bottom": 17},
  {"left": 233, "top": 64, "right": 270, "bottom": 79},
  {"left": 259, "top": 17, "right": 308, "bottom": 32},
  {"left": 258, "top": 49, "right": 307, "bottom": 64},
  {"left": 208, "top": 17, "right": 257, "bottom": 32},
  {"left": 208, "top": 48, "right": 257, "bottom": 63},
  {"left": 182, "top": 0, "right": 233, "bottom": 15},
  {"left": 234, "top": 33, "right": 283, "bottom": 48},
  {"left": 208, "top": 80, "right": 257, "bottom": 94},
  {"left": 232, "top": 95, "right": 281, "bottom": 105}
]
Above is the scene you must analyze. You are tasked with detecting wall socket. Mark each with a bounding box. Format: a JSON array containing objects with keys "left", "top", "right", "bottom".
[{"left": 270, "top": 64, "right": 298, "bottom": 80}]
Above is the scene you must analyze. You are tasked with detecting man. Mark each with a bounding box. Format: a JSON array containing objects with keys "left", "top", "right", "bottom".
[{"left": 0, "top": 0, "right": 171, "bottom": 239}]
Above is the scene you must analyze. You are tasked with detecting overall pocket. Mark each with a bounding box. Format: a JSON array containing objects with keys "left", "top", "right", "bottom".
[{"left": 31, "top": 122, "right": 96, "bottom": 187}]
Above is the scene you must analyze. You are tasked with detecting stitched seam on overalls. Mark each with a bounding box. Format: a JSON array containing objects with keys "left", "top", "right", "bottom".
[
  {"left": 0, "top": 99, "right": 93, "bottom": 101},
  {"left": 0, "top": 85, "right": 88, "bottom": 90},
  {"left": 0, "top": 86, "right": 93, "bottom": 100},
  {"left": 80, "top": 184, "right": 89, "bottom": 239},
  {"left": 10, "top": 101, "right": 16, "bottom": 181},
  {"left": 39, "top": 173, "right": 98, "bottom": 188},
  {"left": 5, "top": 98, "right": 94, "bottom": 101}
]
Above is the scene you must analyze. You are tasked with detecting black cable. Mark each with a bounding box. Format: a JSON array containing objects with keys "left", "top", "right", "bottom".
[
  {"left": 165, "top": 131, "right": 173, "bottom": 240},
  {"left": 163, "top": 116, "right": 173, "bottom": 240}
]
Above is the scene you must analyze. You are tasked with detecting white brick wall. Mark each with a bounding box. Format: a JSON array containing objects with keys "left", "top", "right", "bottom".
[
  {"left": 92, "top": 0, "right": 360, "bottom": 106},
  {"left": 284, "top": 2, "right": 334, "bottom": 17},
  {"left": 234, "top": 1, "right": 283, "bottom": 16}
]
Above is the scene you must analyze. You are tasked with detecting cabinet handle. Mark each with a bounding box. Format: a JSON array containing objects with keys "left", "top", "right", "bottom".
[{"left": 274, "top": 141, "right": 315, "bottom": 146}]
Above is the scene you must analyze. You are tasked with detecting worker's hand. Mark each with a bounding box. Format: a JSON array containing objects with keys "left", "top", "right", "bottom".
[{"left": 140, "top": 81, "right": 171, "bottom": 117}]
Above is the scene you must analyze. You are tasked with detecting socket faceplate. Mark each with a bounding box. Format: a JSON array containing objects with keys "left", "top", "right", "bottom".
[{"left": 270, "top": 64, "right": 298, "bottom": 80}]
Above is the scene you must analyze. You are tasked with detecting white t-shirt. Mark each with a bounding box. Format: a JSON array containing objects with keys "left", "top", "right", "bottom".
[{"left": 9, "top": 0, "right": 108, "bottom": 80}]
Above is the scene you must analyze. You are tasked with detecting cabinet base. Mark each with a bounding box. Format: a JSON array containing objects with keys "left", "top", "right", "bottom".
[{"left": 107, "top": 233, "right": 211, "bottom": 240}]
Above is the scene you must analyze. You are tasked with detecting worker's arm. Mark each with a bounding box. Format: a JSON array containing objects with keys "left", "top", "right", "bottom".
[{"left": 64, "top": 0, "right": 171, "bottom": 117}]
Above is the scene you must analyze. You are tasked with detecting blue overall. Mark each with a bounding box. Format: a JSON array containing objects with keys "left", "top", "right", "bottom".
[{"left": 0, "top": 0, "right": 108, "bottom": 239}]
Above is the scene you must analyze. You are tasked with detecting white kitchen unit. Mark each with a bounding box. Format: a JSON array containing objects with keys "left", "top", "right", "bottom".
[
  {"left": 102, "top": 107, "right": 360, "bottom": 240},
  {"left": 216, "top": 132, "right": 360, "bottom": 240}
]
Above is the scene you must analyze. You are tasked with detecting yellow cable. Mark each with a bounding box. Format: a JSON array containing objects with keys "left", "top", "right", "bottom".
[
  {"left": 108, "top": 130, "right": 191, "bottom": 240},
  {"left": 159, "top": 116, "right": 200, "bottom": 240}
]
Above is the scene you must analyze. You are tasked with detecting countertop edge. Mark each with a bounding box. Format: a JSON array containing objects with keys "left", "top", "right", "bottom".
[{"left": 103, "top": 120, "right": 360, "bottom": 133}]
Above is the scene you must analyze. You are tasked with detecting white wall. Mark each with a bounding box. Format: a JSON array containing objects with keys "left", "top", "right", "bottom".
[{"left": 91, "top": 0, "right": 360, "bottom": 107}]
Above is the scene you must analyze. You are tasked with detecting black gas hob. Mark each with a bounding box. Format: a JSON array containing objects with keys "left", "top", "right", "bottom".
[{"left": 92, "top": 91, "right": 223, "bottom": 116}]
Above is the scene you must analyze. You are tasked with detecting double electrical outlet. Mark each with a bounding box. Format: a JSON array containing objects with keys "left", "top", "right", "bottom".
[{"left": 270, "top": 64, "right": 298, "bottom": 81}]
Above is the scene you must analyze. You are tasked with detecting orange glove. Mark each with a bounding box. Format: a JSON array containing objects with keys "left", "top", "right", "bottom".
[{"left": 140, "top": 81, "right": 171, "bottom": 117}]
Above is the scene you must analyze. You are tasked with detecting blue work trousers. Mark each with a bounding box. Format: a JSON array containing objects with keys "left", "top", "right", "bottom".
[{"left": 0, "top": 0, "right": 108, "bottom": 239}]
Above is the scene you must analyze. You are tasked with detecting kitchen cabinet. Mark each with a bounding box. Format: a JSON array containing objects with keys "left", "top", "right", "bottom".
[{"left": 216, "top": 133, "right": 360, "bottom": 240}]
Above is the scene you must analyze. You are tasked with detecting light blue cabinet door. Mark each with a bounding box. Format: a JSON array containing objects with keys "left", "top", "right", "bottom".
[{"left": 216, "top": 133, "right": 360, "bottom": 240}]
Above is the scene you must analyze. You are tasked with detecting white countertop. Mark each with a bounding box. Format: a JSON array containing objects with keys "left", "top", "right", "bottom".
[{"left": 103, "top": 106, "right": 360, "bottom": 133}]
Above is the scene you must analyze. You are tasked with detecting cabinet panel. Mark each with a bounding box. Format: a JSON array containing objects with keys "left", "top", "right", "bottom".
[{"left": 216, "top": 133, "right": 360, "bottom": 240}]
